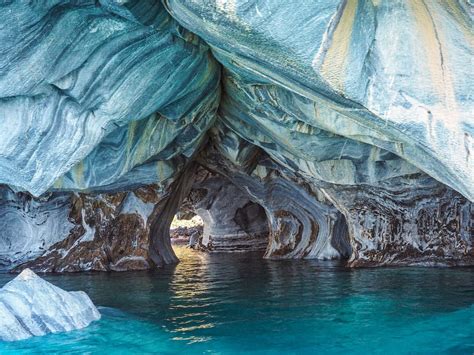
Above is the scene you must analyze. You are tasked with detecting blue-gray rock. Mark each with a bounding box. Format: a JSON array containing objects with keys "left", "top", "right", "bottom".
[
  {"left": 185, "top": 168, "right": 269, "bottom": 252},
  {"left": 0, "top": 0, "right": 472, "bottom": 269},
  {"left": 0, "top": 268, "right": 100, "bottom": 341},
  {"left": 0, "top": 188, "right": 72, "bottom": 269},
  {"left": 165, "top": 0, "right": 473, "bottom": 200},
  {"left": 0, "top": 1, "right": 219, "bottom": 196}
]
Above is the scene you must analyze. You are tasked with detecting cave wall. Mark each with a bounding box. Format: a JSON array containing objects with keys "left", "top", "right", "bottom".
[
  {"left": 199, "top": 127, "right": 352, "bottom": 260},
  {"left": 0, "top": 188, "right": 72, "bottom": 268},
  {"left": 184, "top": 168, "right": 269, "bottom": 252},
  {"left": 11, "top": 185, "right": 163, "bottom": 272},
  {"left": 201, "top": 123, "right": 471, "bottom": 265},
  {"left": 0, "top": 0, "right": 472, "bottom": 270},
  {"left": 323, "top": 176, "right": 473, "bottom": 266}
]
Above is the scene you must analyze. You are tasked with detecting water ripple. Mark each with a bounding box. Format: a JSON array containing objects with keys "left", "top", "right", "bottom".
[{"left": 0, "top": 247, "right": 473, "bottom": 353}]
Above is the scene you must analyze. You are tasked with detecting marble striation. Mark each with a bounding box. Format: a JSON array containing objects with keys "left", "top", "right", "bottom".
[
  {"left": 0, "top": 0, "right": 219, "bottom": 195},
  {"left": 0, "top": 0, "right": 472, "bottom": 270},
  {"left": 199, "top": 125, "right": 352, "bottom": 260},
  {"left": 165, "top": 0, "right": 473, "bottom": 200},
  {"left": 0, "top": 188, "right": 73, "bottom": 269},
  {"left": 184, "top": 167, "right": 269, "bottom": 252},
  {"left": 0, "top": 269, "right": 100, "bottom": 341},
  {"left": 13, "top": 186, "right": 164, "bottom": 272}
]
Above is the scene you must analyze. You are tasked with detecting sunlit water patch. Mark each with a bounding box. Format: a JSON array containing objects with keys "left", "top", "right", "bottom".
[{"left": 0, "top": 247, "right": 473, "bottom": 354}]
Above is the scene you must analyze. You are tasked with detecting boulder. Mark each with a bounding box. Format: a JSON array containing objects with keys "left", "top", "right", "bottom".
[{"left": 0, "top": 269, "right": 100, "bottom": 341}]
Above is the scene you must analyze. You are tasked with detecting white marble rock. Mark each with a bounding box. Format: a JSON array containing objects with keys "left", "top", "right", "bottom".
[{"left": 0, "top": 269, "right": 100, "bottom": 341}]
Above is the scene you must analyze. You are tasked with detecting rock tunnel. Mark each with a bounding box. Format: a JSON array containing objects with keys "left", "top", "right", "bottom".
[{"left": 0, "top": 1, "right": 472, "bottom": 272}]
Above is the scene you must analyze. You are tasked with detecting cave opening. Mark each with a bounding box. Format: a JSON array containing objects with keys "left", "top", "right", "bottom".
[
  {"left": 170, "top": 213, "right": 204, "bottom": 249},
  {"left": 160, "top": 162, "right": 355, "bottom": 265},
  {"left": 167, "top": 167, "right": 271, "bottom": 261}
]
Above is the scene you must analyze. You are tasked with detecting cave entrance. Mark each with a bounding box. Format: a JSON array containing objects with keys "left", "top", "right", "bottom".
[
  {"left": 161, "top": 165, "right": 352, "bottom": 265},
  {"left": 168, "top": 168, "right": 270, "bottom": 259},
  {"left": 170, "top": 213, "right": 204, "bottom": 249}
]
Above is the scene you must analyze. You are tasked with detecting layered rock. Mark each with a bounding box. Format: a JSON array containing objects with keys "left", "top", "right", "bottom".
[
  {"left": 146, "top": 163, "right": 207, "bottom": 266},
  {"left": 0, "top": 1, "right": 219, "bottom": 271},
  {"left": 166, "top": 0, "right": 473, "bottom": 200},
  {"left": 200, "top": 123, "right": 470, "bottom": 265},
  {"left": 0, "top": 1, "right": 219, "bottom": 195},
  {"left": 199, "top": 127, "right": 352, "bottom": 260},
  {"left": 14, "top": 186, "right": 161, "bottom": 272},
  {"left": 0, "top": 188, "right": 72, "bottom": 268},
  {"left": 184, "top": 168, "right": 269, "bottom": 252},
  {"left": 0, "top": 1, "right": 472, "bottom": 269},
  {"left": 0, "top": 269, "right": 100, "bottom": 341},
  {"left": 323, "top": 175, "right": 474, "bottom": 266}
]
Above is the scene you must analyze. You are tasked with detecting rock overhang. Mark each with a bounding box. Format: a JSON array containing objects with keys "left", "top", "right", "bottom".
[{"left": 0, "top": 0, "right": 472, "bottom": 268}]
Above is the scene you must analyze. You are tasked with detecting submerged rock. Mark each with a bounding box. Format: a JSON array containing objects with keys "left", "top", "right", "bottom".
[{"left": 0, "top": 269, "right": 100, "bottom": 341}]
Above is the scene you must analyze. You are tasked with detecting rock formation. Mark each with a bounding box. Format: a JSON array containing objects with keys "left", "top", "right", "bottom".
[
  {"left": 0, "top": 269, "right": 100, "bottom": 341},
  {"left": 12, "top": 186, "right": 163, "bottom": 272},
  {"left": 0, "top": 1, "right": 472, "bottom": 270},
  {"left": 183, "top": 167, "right": 269, "bottom": 252},
  {"left": 0, "top": 188, "right": 73, "bottom": 268},
  {"left": 198, "top": 126, "right": 352, "bottom": 260}
]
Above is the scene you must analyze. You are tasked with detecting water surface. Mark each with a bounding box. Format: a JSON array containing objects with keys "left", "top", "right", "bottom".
[{"left": 1, "top": 247, "right": 473, "bottom": 354}]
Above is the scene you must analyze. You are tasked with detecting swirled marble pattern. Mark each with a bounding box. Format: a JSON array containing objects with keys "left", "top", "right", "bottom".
[
  {"left": 0, "top": 0, "right": 219, "bottom": 195},
  {"left": 184, "top": 168, "right": 269, "bottom": 252},
  {"left": 0, "top": 0, "right": 472, "bottom": 269},
  {"left": 0, "top": 188, "right": 72, "bottom": 268},
  {"left": 199, "top": 126, "right": 352, "bottom": 260},
  {"left": 166, "top": 0, "right": 473, "bottom": 200},
  {"left": 13, "top": 185, "right": 165, "bottom": 272}
]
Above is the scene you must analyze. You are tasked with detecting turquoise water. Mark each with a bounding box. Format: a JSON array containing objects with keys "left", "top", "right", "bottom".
[{"left": 0, "top": 247, "right": 473, "bottom": 354}]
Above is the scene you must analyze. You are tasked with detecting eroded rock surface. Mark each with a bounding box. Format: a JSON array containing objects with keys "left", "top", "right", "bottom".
[
  {"left": 0, "top": 269, "right": 100, "bottom": 341},
  {"left": 166, "top": 0, "right": 473, "bottom": 200},
  {"left": 324, "top": 175, "right": 474, "bottom": 266},
  {"left": 0, "top": 1, "right": 219, "bottom": 195},
  {"left": 0, "top": 188, "right": 73, "bottom": 268},
  {"left": 10, "top": 186, "right": 163, "bottom": 272},
  {"left": 184, "top": 168, "right": 269, "bottom": 252},
  {"left": 0, "top": 1, "right": 472, "bottom": 269},
  {"left": 200, "top": 127, "right": 352, "bottom": 260}
]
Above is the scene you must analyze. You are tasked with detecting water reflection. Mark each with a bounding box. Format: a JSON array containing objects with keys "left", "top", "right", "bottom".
[
  {"left": 168, "top": 247, "right": 215, "bottom": 344},
  {"left": 0, "top": 247, "right": 473, "bottom": 353}
]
